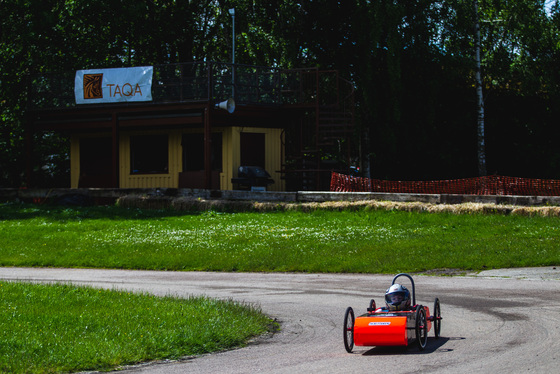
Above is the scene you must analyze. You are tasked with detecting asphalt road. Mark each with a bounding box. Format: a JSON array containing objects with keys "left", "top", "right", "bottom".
[{"left": 1, "top": 267, "right": 559, "bottom": 373}]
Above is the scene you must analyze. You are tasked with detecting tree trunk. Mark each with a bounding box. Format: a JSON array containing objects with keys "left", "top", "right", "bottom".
[{"left": 474, "top": 0, "right": 487, "bottom": 176}]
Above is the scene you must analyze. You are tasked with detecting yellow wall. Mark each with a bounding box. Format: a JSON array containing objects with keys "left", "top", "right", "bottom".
[{"left": 71, "top": 126, "right": 285, "bottom": 191}]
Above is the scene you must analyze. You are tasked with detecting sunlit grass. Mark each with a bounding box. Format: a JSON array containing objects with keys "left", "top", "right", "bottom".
[
  {"left": 0, "top": 281, "right": 271, "bottom": 374},
  {"left": 1, "top": 202, "right": 558, "bottom": 273},
  {"left": 0, "top": 201, "right": 558, "bottom": 372}
]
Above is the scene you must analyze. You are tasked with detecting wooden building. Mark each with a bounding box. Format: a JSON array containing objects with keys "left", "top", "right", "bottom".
[{"left": 26, "top": 62, "right": 355, "bottom": 191}]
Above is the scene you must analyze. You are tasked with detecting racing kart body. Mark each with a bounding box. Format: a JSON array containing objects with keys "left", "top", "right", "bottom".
[{"left": 343, "top": 273, "right": 441, "bottom": 352}]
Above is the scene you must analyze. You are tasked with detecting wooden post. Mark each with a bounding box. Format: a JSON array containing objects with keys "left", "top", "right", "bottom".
[
  {"left": 24, "top": 115, "right": 33, "bottom": 187},
  {"left": 204, "top": 62, "right": 213, "bottom": 190},
  {"left": 204, "top": 105, "right": 212, "bottom": 189},
  {"left": 111, "top": 111, "right": 120, "bottom": 188}
]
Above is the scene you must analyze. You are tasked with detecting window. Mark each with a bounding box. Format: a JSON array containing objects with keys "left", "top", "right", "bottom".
[{"left": 130, "top": 134, "right": 168, "bottom": 174}]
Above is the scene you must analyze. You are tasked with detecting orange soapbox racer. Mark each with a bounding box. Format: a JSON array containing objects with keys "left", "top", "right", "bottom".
[{"left": 343, "top": 273, "right": 442, "bottom": 353}]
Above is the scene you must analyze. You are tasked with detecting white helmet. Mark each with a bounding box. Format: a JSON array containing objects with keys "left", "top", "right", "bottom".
[{"left": 385, "top": 284, "right": 411, "bottom": 311}]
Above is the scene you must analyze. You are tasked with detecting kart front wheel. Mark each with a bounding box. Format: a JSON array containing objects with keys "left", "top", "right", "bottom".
[
  {"left": 343, "top": 307, "right": 355, "bottom": 353},
  {"left": 433, "top": 298, "right": 441, "bottom": 339},
  {"left": 415, "top": 305, "right": 428, "bottom": 351}
]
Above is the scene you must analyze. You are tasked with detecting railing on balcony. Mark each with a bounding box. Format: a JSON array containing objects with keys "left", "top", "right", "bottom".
[{"left": 28, "top": 61, "right": 351, "bottom": 111}]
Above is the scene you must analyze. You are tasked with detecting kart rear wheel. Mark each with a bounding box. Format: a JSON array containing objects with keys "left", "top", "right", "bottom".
[
  {"left": 343, "top": 307, "right": 355, "bottom": 353},
  {"left": 415, "top": 305, "right": 428, "bottom": 351},
  {"left": 433, "top": 298, "right": 441, "bottom": 339}
]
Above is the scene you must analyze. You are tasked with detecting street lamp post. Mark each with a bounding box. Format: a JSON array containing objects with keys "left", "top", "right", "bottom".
[{"left": 229, "top": 8, "right": 235, "bottom": 98}]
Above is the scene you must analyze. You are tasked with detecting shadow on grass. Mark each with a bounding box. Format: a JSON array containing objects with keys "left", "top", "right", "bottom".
[{"left": 0, "top": 202, "right": 203, "bottom": 221}]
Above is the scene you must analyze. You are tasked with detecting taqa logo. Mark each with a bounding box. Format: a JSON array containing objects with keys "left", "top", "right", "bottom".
[
  {"left": 83, "top": 74, "right": 103, "bottom": 99},
  {"left": 106, "top": 83, "right": 144, "bottom": 97}
]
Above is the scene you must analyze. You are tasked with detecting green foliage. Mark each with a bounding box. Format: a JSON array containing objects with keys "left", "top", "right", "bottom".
[{"left": 2, "top": 1, "right": 560, "bottom": 185}]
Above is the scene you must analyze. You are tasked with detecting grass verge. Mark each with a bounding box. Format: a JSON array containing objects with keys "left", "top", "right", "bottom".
[
  {"left": 0, "top": 202, "right": 558, "bottom": 273},
  {"left": 0, "top": 281, "right": 272, "bottom": 374}
]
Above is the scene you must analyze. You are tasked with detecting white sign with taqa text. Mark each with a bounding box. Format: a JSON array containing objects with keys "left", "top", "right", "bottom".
[{"left": 75, "top": 66, "right": 153, "bottom": 104}]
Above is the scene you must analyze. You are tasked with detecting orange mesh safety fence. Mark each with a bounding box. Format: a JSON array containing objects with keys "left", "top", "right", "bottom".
[{"left": 330, "top": 172, "right": 560, "bottom": 196}]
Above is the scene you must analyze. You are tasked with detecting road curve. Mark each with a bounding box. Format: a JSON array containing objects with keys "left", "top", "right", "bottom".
[{"left": 1, "top": 267, "right": 559, "bottom": 373}]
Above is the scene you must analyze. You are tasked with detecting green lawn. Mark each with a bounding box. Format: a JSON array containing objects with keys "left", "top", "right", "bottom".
[
  {"left": 0, "top": 281, "right": 271, "bottom": 374},
  {"left": 1, "top": 201, "right": 559, "bottom": 373},
  {"left": 1, "top": 202, "right": 558, "bottom": 273}
]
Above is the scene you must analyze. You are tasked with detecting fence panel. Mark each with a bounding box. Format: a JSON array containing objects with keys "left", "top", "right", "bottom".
[{"left": 330, "top": 172, "right": 560, "bottom": 197}]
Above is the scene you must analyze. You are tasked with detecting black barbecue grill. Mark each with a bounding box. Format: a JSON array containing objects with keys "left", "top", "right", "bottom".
[{"left": 231, "top": 166, "right": 275, "bottom": 190}]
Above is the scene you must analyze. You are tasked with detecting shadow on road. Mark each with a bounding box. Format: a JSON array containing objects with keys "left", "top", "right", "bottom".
[{"left": 359, "top": 336, "right": 462, "bottom": 356}]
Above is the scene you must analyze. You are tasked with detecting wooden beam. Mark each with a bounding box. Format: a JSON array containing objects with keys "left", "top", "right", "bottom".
[
  {"left": 118, "top": 115, "right": 201, "bottom": 128},
  {"left": 204, "top": 106, "right": 212, "bottom": 189},
  {"left": 111, "top": 112, "right": 119, "bottom": 188},
  {"left": 24, "top": 115, "right": 33, "bottom": 187}
]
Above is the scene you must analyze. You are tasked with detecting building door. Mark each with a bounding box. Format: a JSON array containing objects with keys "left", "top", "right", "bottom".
[
  {"left": 79, "top": 137, "right": 113, "bottom": 187},
  {"left": 240, "top": 132, "right": 265, "bottom": 167},
  {"left": 179, "top": 133, "right": 222, "bottom": 189}
]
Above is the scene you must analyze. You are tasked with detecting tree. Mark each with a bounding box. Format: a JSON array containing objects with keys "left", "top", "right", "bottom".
[
  {"left": 474, "top": 0, "right": 487, "bottom": 176},
  {"left": 2, "top": 0, "right": 560, "bottom": 187}
]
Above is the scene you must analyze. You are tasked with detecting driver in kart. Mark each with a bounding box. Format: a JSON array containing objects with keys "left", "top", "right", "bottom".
[{"left": 383, "top": 284, "right": 412, "bottom": 311}]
